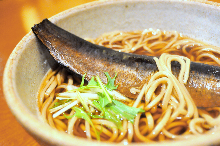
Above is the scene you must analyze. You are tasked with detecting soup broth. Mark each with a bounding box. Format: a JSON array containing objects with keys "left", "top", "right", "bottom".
[{"left": 38, "top": 29, "right": 220, "bottom": 143}]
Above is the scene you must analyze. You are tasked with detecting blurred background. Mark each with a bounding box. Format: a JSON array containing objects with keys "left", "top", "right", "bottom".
[
  {"left": 0, "top": 0, "right": 95, "bottom": 69},
  {"left": 0, "top": 0, "right": 219, "bottom": 145}
]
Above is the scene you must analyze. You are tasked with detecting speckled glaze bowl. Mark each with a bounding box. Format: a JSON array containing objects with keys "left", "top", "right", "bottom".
[{"left": 3, "top": 0, "right": 220, "bottom": 145}]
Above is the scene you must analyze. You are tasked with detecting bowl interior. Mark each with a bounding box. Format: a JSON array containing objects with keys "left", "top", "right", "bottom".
[{"left": 4, "top": 0, "right": 220, "bottom": 145}]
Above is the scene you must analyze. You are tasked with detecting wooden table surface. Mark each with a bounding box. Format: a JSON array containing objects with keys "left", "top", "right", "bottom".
[{"left": 0, "top": 0, "right": 220, "bottom": 145}]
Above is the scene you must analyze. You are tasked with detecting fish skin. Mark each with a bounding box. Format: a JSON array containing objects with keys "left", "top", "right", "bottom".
[{"left": 32, "top": 19, "right": 220, "bottom": 108}]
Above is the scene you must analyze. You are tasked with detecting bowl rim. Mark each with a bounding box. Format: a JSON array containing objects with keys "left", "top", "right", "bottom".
[{"left": 3, "top": 0, "right": 220, "bottom": 145}]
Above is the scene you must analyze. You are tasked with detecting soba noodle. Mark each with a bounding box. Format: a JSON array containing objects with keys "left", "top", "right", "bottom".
[
  {"left": 87, "top": 29, "right": 220, "bottom": 66},
  {"left": 38, "top": 29, "right": 220, "bottom": 143}
]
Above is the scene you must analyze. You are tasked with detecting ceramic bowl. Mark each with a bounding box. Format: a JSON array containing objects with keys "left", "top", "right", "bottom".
[{"left": 3, "top": 0, "right": 220, "bottom": 145}]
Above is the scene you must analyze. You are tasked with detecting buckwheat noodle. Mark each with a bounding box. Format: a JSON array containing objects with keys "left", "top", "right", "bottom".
[
  {"left": 87, "top": 29, "right": 220, "bottom": 66},
  {"left": 38, "top": 29, "right": 220, "bottom": 143}
]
